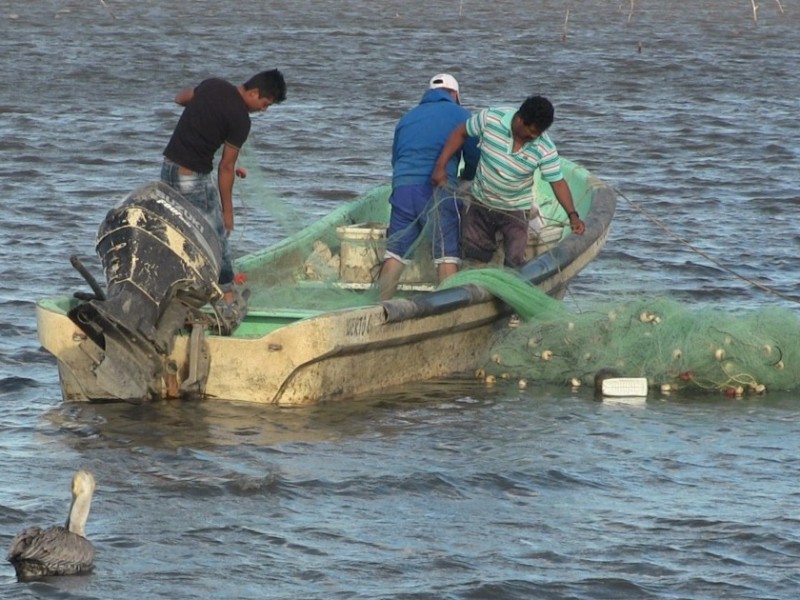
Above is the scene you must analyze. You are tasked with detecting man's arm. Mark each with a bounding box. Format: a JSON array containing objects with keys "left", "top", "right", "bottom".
[
  {"left": 218, "top": 143, "right": 240, "bottom": 234},
  {"left": 431, "top": 123, "right": 468, "bottom": 187},
  {"left": 174, "top": 87, "right": 195, "bottom": 106},
  {"left": 550, "top": 178, "right": 586, "bottom": 234}
]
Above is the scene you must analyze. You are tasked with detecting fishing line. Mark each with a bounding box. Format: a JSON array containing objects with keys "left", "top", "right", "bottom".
[
  {"left": 230, "top": 145, "right": 259, "bottom": 237},
  {"left": 617, "top": 187, "right": 800, "bottom": 305}
]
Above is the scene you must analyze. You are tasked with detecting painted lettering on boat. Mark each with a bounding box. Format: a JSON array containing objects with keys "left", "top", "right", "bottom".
[{"left": 345, "top": 315, "right": 370, "bottom": 337}]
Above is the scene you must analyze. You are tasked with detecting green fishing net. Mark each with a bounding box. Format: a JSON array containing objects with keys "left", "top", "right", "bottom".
[
  {"left": 452, "top": 269, "right": 800, "bottom": 396},
  {"left": 233, "top": 159, "right": 799, "bottom": 396},
  {"left": 439, "top": 268, "right": 567, "bottom": 321}
]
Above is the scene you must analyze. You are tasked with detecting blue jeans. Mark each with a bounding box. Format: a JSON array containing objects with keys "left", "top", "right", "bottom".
[{"left": 160, "top": 159, "right": 234, "bottom": 288}]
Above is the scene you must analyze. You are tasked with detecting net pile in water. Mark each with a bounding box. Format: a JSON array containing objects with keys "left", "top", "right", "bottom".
[
  {"left": 483, "top": 295, "right": 800, "bottom": 396},
  {"left": 443, "top": 269, "right": 800, "bottom": 396}
]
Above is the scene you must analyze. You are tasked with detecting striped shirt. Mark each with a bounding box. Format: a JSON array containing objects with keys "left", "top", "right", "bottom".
[{"left": 466, "top": 107, "right": 564, "bottom": 210}]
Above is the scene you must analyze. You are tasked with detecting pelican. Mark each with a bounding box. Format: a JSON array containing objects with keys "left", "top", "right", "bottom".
[{"left": 7, "top": 469, "right": 96, "bottom": 580}]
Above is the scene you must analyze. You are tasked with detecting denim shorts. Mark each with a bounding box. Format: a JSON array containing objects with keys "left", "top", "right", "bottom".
[
  {"left": 385, "top": 184, "right": 462, "bottom": 264},
  {"left": 161, "top": 159, "right": 234, "bottom": 287}
]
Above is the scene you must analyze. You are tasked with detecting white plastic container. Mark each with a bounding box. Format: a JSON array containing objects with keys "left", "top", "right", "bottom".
[
  {"left": 601, "top": 377, "right": 648, "bottom": 397},
  {"left": 527, "top": 225, "right": 563, "bottom": 258},
  {"left": 337, "top": 223, "right": 387, "bottom": 284},
  {"left": 336, "top": 223, "right": 435, "bottom": 284}
]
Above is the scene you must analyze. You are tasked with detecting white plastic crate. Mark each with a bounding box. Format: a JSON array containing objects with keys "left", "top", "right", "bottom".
[{"left": 601, "top": 377, "right": 648, "bottom": 397}]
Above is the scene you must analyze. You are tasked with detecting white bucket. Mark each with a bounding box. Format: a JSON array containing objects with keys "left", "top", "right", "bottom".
[
  {"left": 527, "top": 225, "right": 563, "bottom": 258},
  {"left": 336, "top": 223, "right": 387, "bottom": 284}
]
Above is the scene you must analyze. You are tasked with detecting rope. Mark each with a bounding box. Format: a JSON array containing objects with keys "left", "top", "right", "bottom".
[{"left": 617, "top": 188, "right": 800, "bottom": 306}]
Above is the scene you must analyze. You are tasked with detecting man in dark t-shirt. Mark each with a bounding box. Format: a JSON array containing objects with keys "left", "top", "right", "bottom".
[
  {"left": 161, "top": 69, "right": 286, "bottom": 333},
  {"left": 164, "top": 78, "right": 252, "bottom": 175}
]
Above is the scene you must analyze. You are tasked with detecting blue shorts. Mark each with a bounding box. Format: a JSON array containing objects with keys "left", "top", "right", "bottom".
[
  {"left": 385, "top": 184, "right": 462, "bottom": 264},
  {"left": 161, "top": 159, "right": 234, "bottom": 287}
]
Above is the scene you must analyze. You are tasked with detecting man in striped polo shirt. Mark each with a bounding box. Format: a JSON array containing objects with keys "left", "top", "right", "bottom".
[{"left": 432, "top": 95, "right": 585, "bottom": 268}]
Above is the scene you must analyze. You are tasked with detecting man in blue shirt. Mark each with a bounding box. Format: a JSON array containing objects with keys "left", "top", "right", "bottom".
[{"left": 377, "top": 74, "right": 480, "bottom": 300}]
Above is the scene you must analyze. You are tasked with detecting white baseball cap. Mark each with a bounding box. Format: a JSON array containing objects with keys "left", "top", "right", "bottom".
[{"left": 429, "top": 73, "right": 460, "bottom": 95}]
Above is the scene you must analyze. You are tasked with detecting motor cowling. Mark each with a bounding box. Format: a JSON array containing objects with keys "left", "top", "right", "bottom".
[{"left": 68, "top": 181, "right": 222, "bottom": 400}]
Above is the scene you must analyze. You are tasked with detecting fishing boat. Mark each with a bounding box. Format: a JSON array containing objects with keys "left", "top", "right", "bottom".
[{"left": 36, "top": 158, "right": 616, "bottom": 405}]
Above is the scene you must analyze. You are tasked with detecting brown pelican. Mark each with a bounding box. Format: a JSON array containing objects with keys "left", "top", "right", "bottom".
[{"left": 7, "top": 469, "right": 96, "bottom": 580}]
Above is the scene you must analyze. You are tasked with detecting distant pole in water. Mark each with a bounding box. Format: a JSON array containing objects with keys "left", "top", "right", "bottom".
[
  {"left": 627, "top": 0, "right": 636, "bottom": 24},
  {"left": 749, "top": 0, "right": 784, "bottom": 23},
  {"left": 99, "top": 0, "right": 116, "bottom": 20}
]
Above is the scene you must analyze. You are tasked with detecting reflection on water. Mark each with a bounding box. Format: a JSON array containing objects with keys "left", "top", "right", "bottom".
[
  {"left": 42, "top": 377, "right": 497, "bottom": 452},
  {"left": 45, "top": 397, "right": 372, "bottom": 450}
]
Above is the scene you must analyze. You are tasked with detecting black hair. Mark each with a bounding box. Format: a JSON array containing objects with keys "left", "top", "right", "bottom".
[
  {"left": 244, "top": 69, "right": 287, "bottom": 103},
  {"left": 517, "top": 95, "right": 554, "bottom": 132}
]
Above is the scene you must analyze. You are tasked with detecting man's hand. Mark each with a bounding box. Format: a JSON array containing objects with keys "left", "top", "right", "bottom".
[
  {"left": 235, "top": 167, "right": 248, "bottom": 179},
  {"left": 569, "top": 213, "right": 586, "bottom": 235},
  {"left": 431, "top": 164, "right": 448, "bottom": 187}
]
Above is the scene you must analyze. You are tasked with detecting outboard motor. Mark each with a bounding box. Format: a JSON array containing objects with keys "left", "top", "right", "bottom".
[{"left": 68, "top": 181, "right": 222, "bottom": 401}]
